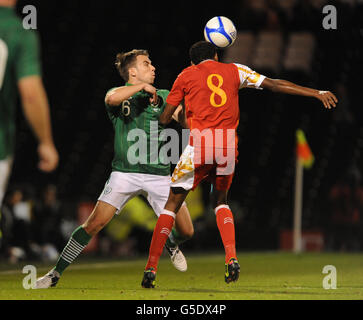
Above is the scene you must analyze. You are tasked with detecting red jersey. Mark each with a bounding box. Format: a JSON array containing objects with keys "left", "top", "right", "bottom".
[{"left": 166, "top": 60, "right": 265, "bottom": 149}]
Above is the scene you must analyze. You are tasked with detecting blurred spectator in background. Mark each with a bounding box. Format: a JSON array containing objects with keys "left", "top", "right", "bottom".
[
  {"left": 265, "top": 8, "right": 282, "bottom": 30},
  {"left": 32, "top": 184, "right": 63, "bottom": 255},
  {"left": 332, "top": 83, "right": 354, "bottom": 129},
  {"left": 0, "top": 184, "right": 62, "bottom": 262},
  {"left": 238, "top": 0, "right": 268, "bottom": 31},
  {"left": 0, "top": 186, "right": 34, "bottom": 262},
  {"left": 326, "top": 163, "right": 363, "bottom": 251}
]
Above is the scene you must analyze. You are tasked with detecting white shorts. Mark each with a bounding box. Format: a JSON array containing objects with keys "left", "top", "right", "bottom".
[
  {"left": 0, "top": 156, "right": 13, "bottom": 206},
  {"left": 171, "top": 144, "right": 236, "bottom": 192},
  {"left": 98, "top": 171, "right": 174, "bottom": 216}
]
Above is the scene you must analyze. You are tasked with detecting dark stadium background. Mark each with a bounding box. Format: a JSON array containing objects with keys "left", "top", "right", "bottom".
[{"left": 4, "top": 0, "right": 363, "bottom": 258}]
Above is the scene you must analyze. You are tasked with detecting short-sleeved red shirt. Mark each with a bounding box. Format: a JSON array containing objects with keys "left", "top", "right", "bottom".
[{"left": 166, "top": 60, "right": 265, "bottom": 149}]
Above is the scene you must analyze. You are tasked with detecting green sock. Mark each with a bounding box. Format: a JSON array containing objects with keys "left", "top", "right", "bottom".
[
  {"left": 165, "top": 228, "right": 188, "bottom": 249},
  {"left": 54, "top": 226, "right": 92, "bottom": 275}
]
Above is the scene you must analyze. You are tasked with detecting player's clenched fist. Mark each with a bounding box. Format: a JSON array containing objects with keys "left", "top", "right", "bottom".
[
  {"left": 37, "top": 142, "right": 59, "bottom": 172},
  {"left": 143, "top": 83, "right": 159, "bottom": 105}
]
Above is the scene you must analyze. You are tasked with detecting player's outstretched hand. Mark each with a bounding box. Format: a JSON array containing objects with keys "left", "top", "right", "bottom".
[
  {"left": 37, "top": 142, "right": 59, "bottom": 172},
  {"left": 315, "top": 90, "right": 338, "bottom": 109}
]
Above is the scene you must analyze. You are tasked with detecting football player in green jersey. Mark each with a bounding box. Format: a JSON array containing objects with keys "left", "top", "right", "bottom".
[
  {"left": 0, "top": 0, "right": 59, "bottom": 207},
  {"left": 0, "top": 1, "right": 58, "bottom": 207},
  {"left": 36, "top": 49, "right": 194, "bottom": 288}
]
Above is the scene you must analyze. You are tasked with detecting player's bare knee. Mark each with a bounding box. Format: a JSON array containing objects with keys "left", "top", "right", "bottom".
[
  {"left": 184, "top": 226, "right": 194, "bottom": 239},
  {"left": 82, "top": 223, "right": 94, "bottom": 236},
  {"left": 83, "top": 220, "right": 104, "bottom": 236},
  {"left": 179, "top": 220, "right": 194, "bottom": 239}
]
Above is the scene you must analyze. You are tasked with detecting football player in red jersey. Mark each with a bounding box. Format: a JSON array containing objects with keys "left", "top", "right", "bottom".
[{"left": 141, "top": 41, "right": 337, "bottom": 288}]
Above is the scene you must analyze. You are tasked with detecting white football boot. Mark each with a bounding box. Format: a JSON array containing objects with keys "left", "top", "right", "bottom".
[
  {"left": 165, "top": 245, "right": 187, "bottom": 272},
  {"left": 35, "top": 269, "right": 60, "bottom": 289}
]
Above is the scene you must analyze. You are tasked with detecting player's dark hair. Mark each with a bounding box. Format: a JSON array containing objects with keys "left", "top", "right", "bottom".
[
  {"left": 189, "top": 41, "right": 217, "bottom": 65},
  {"left": 115, "top": 49, "right": 149, "bottom": 82}
]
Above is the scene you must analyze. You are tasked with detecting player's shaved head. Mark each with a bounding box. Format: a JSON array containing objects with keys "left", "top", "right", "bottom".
[
  {"left": 115, "top": 49, "right": 149, "bottom": 82},
  {"left": 189, "top": 41, "right": 217, "bottom": 65}
]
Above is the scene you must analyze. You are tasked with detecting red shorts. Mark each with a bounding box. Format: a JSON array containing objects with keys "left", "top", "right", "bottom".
[{"left": 170, "top": 145, "right": 237, "bottom": 191}]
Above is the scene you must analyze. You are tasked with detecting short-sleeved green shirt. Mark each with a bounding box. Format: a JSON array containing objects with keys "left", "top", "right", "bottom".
[
  {"left": 0, "top": 6, "right": 41, "bottom": 159},
  {"left": 106, "top": 84, "right": 171, "bottom": 176}
]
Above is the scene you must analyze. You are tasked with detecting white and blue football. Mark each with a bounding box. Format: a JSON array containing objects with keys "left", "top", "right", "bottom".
[{"left": 204, "top": 16, "right": 237, "bottom": 48}]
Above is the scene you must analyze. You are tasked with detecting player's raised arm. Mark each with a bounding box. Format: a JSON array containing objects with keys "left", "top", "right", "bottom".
[
  {"left": 260, "top": 78, "right": 338, "bottom": 109},
  {"left": 171, "top": 104, "right": 188, "bottom": 128},
  {"left": 160, "top": 103, "right": 179, "bottom": 125},
  {"left": 18, "top": 75, "right": 59, "bottom": 172},
  {"left": 105, "top": 83, "right": 157, "bottom": 106},
  {"left": 161, "top": 71, "right": 186, "bottom": 126}
]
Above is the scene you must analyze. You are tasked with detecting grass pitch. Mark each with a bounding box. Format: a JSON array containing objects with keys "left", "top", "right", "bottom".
[{"left": 0, "top": 252, "right": 362, "bottom": 300}]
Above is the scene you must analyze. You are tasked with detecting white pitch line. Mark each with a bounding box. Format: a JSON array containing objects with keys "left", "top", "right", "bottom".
[{"left": 0, "top": 259, "right": 147, "bottom": 275}]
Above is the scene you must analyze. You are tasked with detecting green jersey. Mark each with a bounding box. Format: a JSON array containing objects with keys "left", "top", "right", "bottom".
[
  {"left": 0, "top": 7, "right": 41, "bottom": 159},
  {"left": 105, "top": 84, "right": 171, "bottom": 176}
]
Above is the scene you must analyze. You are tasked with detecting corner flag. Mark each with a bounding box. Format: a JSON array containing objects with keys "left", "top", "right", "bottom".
[
  {"left": 296, "top": 129, "right": 314, "bottom": 169},
  {"left": 293, "top": 129, "right": 314, "bottom": 253}
]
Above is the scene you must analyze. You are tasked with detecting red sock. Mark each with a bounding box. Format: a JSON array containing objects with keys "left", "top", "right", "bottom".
[
  {"left": 215, "top": 205, "right": 237, "bottom": 263},
  {"left": 145, "top": 210, "right": 176, "bottom": 271}
]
